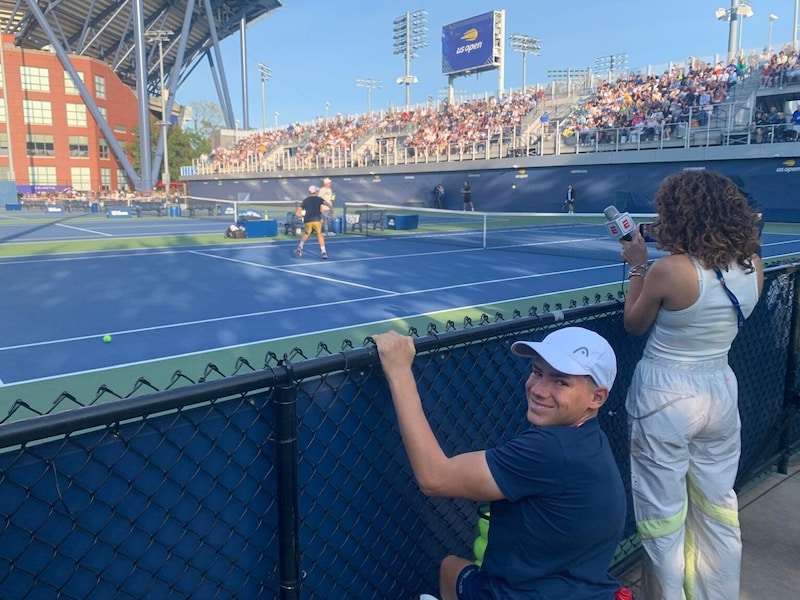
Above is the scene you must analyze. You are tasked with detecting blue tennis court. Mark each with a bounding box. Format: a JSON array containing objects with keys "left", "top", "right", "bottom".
[{"left": 2, "top": 212, "right": 799, "bottom": 385}]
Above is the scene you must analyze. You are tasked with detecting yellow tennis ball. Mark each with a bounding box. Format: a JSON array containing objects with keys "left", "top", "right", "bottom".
[
  {"left": 478, "top": 516, "right": 490, "bottom": 539},
  {"left": 103, "top": 334, "right": 112, "bottom": 343},
  {"left": 473, "top": 535, "right": 487, "bottom": 564},
  {"left": 512, "top": 184, "right": 516, "bottom": 189}
]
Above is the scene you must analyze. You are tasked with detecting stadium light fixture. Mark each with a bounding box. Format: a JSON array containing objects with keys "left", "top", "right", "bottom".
[
  {"left": 593, "top": 53, "right": 628, "bottom": 85},
  {"left": 274, "top": 111, "right": 279, "bottom": 130},
  {"left": 393, "top": 9, "right": 427, "bottom": 110},
  {"left": 145, "top": 29, "right": 173, "bottom": 193},
  {"left": 768, "top": 14, "right": 779, "bottom": 53},
  {"left": 715, "top": 0, "right": 753, "bottom": 62},
  {"left": 257, "top": 63, "right": 271, "bottom": 131},
  {"left": 509, "top": 33, "right": 541, "bottom": 93},
  {"left": 356, "top": 78, "right": 383, "bottom": 114}
]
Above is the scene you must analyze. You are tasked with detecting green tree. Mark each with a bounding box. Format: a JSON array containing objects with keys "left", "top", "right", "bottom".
[{"left": 186, "top": 99, "right": 225, "bottom": 139}]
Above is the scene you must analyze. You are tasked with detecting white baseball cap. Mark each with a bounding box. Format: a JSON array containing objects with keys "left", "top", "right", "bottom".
[
  {"left": 308, "top": 185, "right": 319, "bottom": 194},
  {"left": 511, "top": 326, "right": 617, "bottom": 390},
  {"left": 323, "top": 178, "right": 332, "bottom": 184}
]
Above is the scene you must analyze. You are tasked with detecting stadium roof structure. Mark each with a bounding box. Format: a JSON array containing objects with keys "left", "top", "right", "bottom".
[{"left": 0, "top": 0, "right": 283, "bottom": 190}]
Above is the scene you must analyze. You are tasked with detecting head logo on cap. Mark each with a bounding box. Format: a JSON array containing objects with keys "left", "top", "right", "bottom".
[{"left": 510, "top": 326, "right": 617, "bottom": 390}]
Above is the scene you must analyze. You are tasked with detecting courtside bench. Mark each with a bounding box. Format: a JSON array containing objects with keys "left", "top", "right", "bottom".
[
  {"left": 134, "top": 201, "right": 165, "bottom": 217},
  {"left": 348, "top": 209, "right": 385, "bottom": 232},
  {"left": 187, "top": 199, "right": 218, "bottom": 217}
]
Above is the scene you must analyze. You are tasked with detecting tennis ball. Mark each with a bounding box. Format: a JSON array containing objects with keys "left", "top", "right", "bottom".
[
  {"left": 473, "top": 535, "right": 487, "bottom": 564},
  {"left": 512, "top": 184, "right": 516, "bottom": 189},
  {"left": 103, "top": 334, "right": 112, "bottom": 343},
  {"left": 478, "top": 516, "right": 490, "bottom": 539}
]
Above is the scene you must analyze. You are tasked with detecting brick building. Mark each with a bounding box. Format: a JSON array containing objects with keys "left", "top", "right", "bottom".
[{"left": 0, "top": 32, "right": 140, "bottom": 194}]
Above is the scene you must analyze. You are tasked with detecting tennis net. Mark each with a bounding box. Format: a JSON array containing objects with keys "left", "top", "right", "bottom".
[
  {"left": 184, "top": 196, "right": 301, "bottom": 223},
  {"left": 341, "top": 202, "right": 658, "bottom": 262}
]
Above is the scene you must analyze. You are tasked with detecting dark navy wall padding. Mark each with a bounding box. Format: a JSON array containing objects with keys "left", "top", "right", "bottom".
[{"left": 186, "top": 155, "right": 800, "bottom": 221}]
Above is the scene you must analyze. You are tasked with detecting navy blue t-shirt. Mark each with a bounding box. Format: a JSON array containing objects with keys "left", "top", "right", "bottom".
[{"left": 483, "top": 419, "right": 626, "bottom": 599}]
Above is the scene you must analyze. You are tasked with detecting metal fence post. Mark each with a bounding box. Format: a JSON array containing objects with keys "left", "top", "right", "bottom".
[{"left": 275, "top": 383, "right": 300, "bottom": 599}]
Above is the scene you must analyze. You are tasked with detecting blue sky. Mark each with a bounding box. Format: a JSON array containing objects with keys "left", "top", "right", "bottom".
[{"left": 177, "top": 0, "right": 798, "bottom": 128}]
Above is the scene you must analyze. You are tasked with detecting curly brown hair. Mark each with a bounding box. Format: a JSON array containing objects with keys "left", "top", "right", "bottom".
[{"left": 652, "top": 170, "right": 761, "bottom": 271}]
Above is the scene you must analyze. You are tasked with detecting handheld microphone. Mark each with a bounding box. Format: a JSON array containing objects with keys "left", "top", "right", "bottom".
[{"left": 603, "top": 205, "right": 636, "bottom": 241}]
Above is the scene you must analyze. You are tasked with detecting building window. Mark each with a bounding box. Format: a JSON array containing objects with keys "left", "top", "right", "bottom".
[
  {"left": 116, "top": 168, "right": 129, "bottom": 191},
  {"left": 0, "top": 132, "right": 8, "bottom": 156},
  {"left": 26, "top": 134, "right": 55, "bottom": 157},
  {"left": 64, "top": 71, "right": 84, "bottom": 95},
  {"left": 0, "top": 98, "right": 5, "bottom": 122},
  {"left": 101, "top": 168, "right": 111, "bottom": 190},
  {"left": 113, "top": 125, "right": 126, "bottom": 134},
  {"left": 99, "top": 138, "right": 109, "bottom": 159},
  {"left": 29, "top": 166, "right": 57, "bottom": 186},
  {"left": 95, "top": 75, "right": 106, "bottom": 99},
  {"left": 20, "top": 66, "right": 50, "bottom": 92},
  {"left": 98, "top": 106, "right": 107, "bottom": 120},
  {"left": 22, "top": 100, "right": 53, "bottom": 125},
  {"left": 66, "top": 103, "right": 88, "bottom": 127},
  {"left": 69, "top": 135, "right": 90, "bottom": 157},
  {"left": 71, "top": 167, "right": 92, "bottom": 191}
]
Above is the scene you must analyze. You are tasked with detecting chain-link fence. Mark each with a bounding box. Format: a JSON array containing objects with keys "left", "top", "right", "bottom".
[{"left": 1, "top": 263, "right": 799, "bottom": 599}]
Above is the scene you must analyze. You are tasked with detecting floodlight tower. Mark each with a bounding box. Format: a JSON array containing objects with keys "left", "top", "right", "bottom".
[
  {"left": 715, "top": 0, "right": 753, "bottom": 63},
  {"left": 393, "top": 10, "right": 427, "bottom": 110},
  {"left": 257, "top": 63, "right": 271, "bottom": 131},
  {"left": 594, "top": 53, "right": 628, "bottom": 85},
  {"left": 509, "top": 33, "right": 541, "bottom": 92},
  {"left": 356, "top": 78, "right": 382, "bottom": 114}
]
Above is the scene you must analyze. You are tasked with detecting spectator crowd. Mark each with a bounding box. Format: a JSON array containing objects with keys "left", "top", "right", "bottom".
[{"left": 195, "top": 47, "right": 800, "bottom": 174}]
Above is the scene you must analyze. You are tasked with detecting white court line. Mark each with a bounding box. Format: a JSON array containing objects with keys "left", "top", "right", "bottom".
[
  {"left": 2, "top": 279, "right": 625, "bottom": 387},
  {"left": 189, "top": 250, "right": 396, "bottom": 293},
  {"left": 55, "top": 222, "right": 113, "bottom": 237},
  {"left": 0, "top": 262, "right": 618, "bottom": 353}
]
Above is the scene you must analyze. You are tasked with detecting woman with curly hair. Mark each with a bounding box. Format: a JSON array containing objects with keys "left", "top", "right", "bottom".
[{"left": 619, "top": 170, "right": 763, "bottom": 600}]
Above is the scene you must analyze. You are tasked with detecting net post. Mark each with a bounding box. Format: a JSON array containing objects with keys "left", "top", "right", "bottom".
[{"left": 482, "top": 212, "right": 488, "bottom": 249}]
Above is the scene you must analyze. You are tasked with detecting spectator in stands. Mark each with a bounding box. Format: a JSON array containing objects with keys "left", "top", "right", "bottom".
[
  {"left": 372, "top": 327, "right": 627, "bottom": 600},
  {"left": 619, "top": 170, "right": 763, "bottom": 600},
  {"left": 295, "top": 185, "right": 332, "bottom": 260},
  {"left": 318, "top": 177, "right": 335, "bottom": 235},
  {"left": 461, "top": 181, "right": 474, "bottom": 211}
]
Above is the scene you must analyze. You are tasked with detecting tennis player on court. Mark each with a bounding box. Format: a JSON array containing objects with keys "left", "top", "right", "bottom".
[
  {"left": 374, "top": 327, "right": 627, "bottom": 600},
  {"left": 295, "top": 185, "right": 332, "bottom": 259}
]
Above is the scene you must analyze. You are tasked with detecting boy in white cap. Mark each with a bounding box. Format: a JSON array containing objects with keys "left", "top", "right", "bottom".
[
  {"left": 318, "top": 177, "right": 335, "bottom": 235},
  {"left": 295, "top": 185, "right": 332, "bottom": 259},
  {"left": 373, "top": 327, "right": 627, "bottom": 600}
]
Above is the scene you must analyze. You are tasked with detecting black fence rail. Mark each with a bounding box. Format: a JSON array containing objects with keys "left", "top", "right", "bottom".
[{"left": 1, "top": 264, "right": 799, "bottom": 599}]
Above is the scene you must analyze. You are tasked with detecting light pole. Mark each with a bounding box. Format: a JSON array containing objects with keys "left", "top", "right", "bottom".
[
  {"left": 716, "top": 1, "right": 753, "bottom": 63},
  {"left": 594, "top": 53, "right": 628, "bottom": 85},
  {"left": 768, "top": 14, "right": 778, "bottom": 53},
  {"left": 257, "top": 63, "right": 271, "bottom": 131},
  {"left": 393, "top": 10, "right": 427, "bottom": 110},
  {"left": 325, "top": 101, "right": 330, "bottom": 124},
  {"left": 234, "top": 119, "right": 239, "bottom": 144},
  {"left": 509, "top": 33, "right": 541, "bottom": 92},
  {"left": 145, "top": 29, "right": 173, "bottom": 193},
  {"left": 274, "top": 111, "right": 279, "bottom": 130},
  {"left": 356, "top": 78, "right": 382, "bottom": 114}
]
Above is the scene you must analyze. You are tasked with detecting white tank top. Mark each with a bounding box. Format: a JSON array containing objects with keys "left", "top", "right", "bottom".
[{"left": 644, "top": 257, "right": 760, "bottom": 360}]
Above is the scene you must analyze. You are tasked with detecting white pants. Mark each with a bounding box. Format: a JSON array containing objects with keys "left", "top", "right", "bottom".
[{"left": 627, "top": 352, "right": 742, "bottom": 600}]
